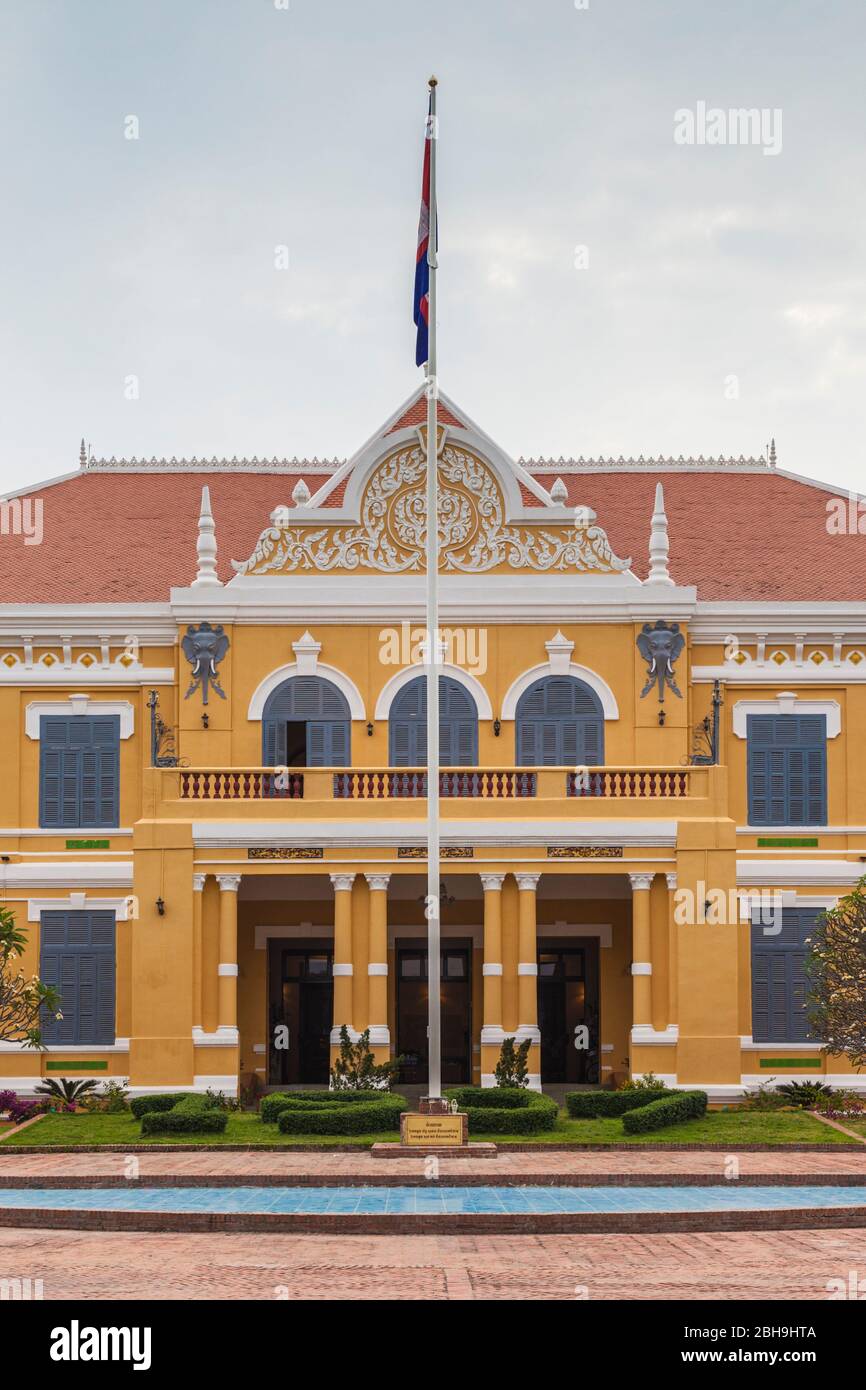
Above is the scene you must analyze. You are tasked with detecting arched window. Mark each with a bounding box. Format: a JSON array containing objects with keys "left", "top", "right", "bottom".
[
  {"left": 389, "top": 675, "right": 478, "bottom": 766},
  {"left": 262, "top": 676, "right": 351, "bottom": 767},
  {"left": 515, "top": 675, "right": 604, "bottom": 766}
]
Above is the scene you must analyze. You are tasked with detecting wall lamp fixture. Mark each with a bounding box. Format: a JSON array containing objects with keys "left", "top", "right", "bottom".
[
  {"left": 156, "top": 897, "right": 166, "bottom": 916},
  {"left": 493, "top": 718, "right": 501, "bottom": 737}
]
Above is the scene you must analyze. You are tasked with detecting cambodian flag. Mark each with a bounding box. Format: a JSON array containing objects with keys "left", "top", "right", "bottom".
[{"left": 413, "top": 93, "right": 434, "bottom": 367}]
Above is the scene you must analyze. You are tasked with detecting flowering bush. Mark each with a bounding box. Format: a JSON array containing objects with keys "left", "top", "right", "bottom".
[
  {"left": 812, "top": 1089, "right": 866, "bottom": 1118},
  {"left": 0, "top": 1090, "right": 51, "bottom": 1125}
]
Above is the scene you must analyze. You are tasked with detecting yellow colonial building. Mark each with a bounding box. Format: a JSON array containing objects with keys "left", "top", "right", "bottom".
[{"left": 1, "top": 388, "right": 865, "bottom": 1100}]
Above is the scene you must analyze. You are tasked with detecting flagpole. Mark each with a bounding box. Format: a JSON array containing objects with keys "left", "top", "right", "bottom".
[{"left": 424, "top": 75, "right": 441, "bottom": 1102}]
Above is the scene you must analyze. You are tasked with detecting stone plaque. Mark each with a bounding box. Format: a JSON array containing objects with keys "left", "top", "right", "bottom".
[{"left": 401, "top": 1112, "right": 467, "bottom": 1146}]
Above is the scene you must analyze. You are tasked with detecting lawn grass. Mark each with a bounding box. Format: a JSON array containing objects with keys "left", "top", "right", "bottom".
[{"left": 0, "top": 1107, "right": 856, "bottom": 1147}]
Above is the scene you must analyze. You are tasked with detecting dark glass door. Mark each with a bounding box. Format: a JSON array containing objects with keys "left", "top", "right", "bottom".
[
  {"left": 268, "top": 946, "right": 333, "bottom": 1085},
  {"left": 396, "top": 946, "right": 471, "bottom": 1085},
  {"left": 538, "top": 941, "right": 600, "bottom": 1084}
]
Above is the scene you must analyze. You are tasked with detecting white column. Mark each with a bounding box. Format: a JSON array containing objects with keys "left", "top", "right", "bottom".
[
  {"left": 215, "top": 873, "right": 241, "bottom": 1033},
  {"left": 364, "top": 872, "right": 390, "bottom": 1048}
]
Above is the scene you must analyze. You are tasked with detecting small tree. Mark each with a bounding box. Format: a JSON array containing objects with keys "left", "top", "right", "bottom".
[
  {"left": 494, "top": 1036, "right": 531, "bottom": 1088},
  {"left": 0, "top": 907, "right": 60, "bottom": 1047},
  {"left": 330, "top": 1026, "right": 402, "bottom": 1091},
  {"left": 807, "top": 878, "right": 866, "bottom": 1068}
]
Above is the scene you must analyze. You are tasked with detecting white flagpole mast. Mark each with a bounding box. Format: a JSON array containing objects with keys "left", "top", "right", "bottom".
[{"left": 424, "top": 75, "right": 441, "bottom": 1102}]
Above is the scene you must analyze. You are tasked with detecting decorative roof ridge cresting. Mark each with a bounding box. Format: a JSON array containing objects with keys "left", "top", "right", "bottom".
[
  {"left": 81, "top": 456, "right": 345, "bottom": 473},
  {"left": 523, "top": 453, "right": 774, "bottom": 473}
]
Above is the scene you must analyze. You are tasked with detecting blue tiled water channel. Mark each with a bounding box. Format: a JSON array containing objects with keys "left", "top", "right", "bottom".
[{"left": 0, "top": 1185, "right": 864, "bottom": 1215}]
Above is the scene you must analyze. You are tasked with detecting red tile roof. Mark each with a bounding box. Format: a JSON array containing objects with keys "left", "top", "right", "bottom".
[
  {"left": 553, "top": 469, "right": 863, "bottom": 600},
  {"left": 0, "top": 460, "right": 861, "bottom": 604},
  {"left": 386, "top": 398, "right": 465, "bottom": 432}
]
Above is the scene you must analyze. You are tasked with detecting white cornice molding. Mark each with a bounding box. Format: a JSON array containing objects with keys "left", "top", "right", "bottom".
[
  {"left": 2, "top": 668, "right": 174, "bottom": 688},
  {"left": 732, "top": 694, "right": 841, "bottom": 737},
  {"left": 171, "top": 573, "right": 698, "bottom": 624},
  {"left": 736, "top": 860, "right": 862, "bottom": 887},
  {"left": 0, "top": 863, "right": 132, "bottom": 890},
  {"left": 374, "top": 662, "right": 493, "bottom": 721},
  {"left": 25, "top": 696, "right": 136, "bottom": 739},
  {"left": 193, "top": 818, "right": 677, "bottom": 849},
  {"left": 247, "top": 660, "right": 366, "bottom": 720},
  {"left": 693, "top": 664, "right": 866, "bottom": 685}
]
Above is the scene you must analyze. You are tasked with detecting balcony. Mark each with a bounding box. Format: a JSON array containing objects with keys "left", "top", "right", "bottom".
[{"left": 158, "top": 764, "right": 722, "bottom": 821}]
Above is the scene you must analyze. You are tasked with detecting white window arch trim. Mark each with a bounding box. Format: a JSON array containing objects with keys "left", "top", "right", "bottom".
[
  {"left": 500, "top": 663, "right": 619, "bottom": 721},
  {"left": 732, "top": 693, "right": 841, "bottom": 739},
  {"left": 374, "top": 663, "right": 493, "bottom": 721},
  {"left": 247, "top": 663, "right": 366, "bottom": 721},
  {"left": 26, "top": 696, "right": 135, "bottom": 740}
]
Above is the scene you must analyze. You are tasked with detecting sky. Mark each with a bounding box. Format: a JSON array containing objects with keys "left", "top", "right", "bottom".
[{"left": 0, "top": 0, "right": 864, "bottom": 493}]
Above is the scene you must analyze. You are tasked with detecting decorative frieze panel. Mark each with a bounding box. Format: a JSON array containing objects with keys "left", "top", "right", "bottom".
[
  {"left": 547, "top": 845, "right": 624, "bottom": 859},
  {"left": 232, "top": 442, "right": 631, "bottom": 577}
]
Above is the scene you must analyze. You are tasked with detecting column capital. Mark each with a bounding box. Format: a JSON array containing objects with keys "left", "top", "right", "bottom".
[
  {"left": 479, "top": 873, "right": 505, "bottom": 892},
  {"left": 514, "top": 872, "right": 541, "bottom": 892},
  {"left": 330, "top": 872, "right": 356, "bottom": 893},
  {"left": 216, "top": 873, "right": 242, "bottom": 893},
  {"left": 628, "top": 872, "right": 654, "bottom": 892},
  {"left": 364, "top": 873, "right": 391, "bottom": 893},
  {"left": 665, "top": 872, "right": 678, "bottom": 890},
  {"left": 193, "top": 873, "right": 207, "bottom": 892}
]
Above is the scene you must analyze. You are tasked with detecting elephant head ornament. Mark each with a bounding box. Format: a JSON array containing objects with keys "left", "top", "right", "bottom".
[
  {"left": 182, "top": 622, "right": 229, "bottom": 704},
  {"left": 637, "top": 620, "right": 685, "bottom": 702}
]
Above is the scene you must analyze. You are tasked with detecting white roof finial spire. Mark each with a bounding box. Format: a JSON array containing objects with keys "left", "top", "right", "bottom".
[
  {"left": 645, "top": 482, "right": 673, "bottom": 585},
  {"left": 191, "top": 485, "right": 223, "bottom": 588}
]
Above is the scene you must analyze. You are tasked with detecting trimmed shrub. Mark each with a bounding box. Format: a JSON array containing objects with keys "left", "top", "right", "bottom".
[
  {"left": 260, "top": 1090, "right": 395, "bottom": 1124},
  {"left": 130, "top": 1092, "right": 196, "bottom": 1119},
  {"left": 141, "top": 1109, "right": 227, "bottom": 1136},
  {"left": 621, "top": 1090, "right": 707, "bottom": 1135},
  {"left": 565, "top": 1089, "right": 669, "bottom": 1119},
  {"left": 444, "top": 1086, "right": 559, "bottom": 1135},
  {"left": 138, "top": 1093, "right": 228, "bottom": 1135},
  {"left": 275, "top": 1093, "right": 406, "bottom": 1135},
  {"left": 446, "top": 1086, "right": 529, "bottom": 1110}
]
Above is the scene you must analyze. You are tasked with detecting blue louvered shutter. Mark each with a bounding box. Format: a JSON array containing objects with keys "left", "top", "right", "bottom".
[
  {"left": 516, "top": 718, "right": 537, "bottom": 766},
  {"left": 515, "top": 677, "right": 604, "bottom": 766},
  {"left": 389, "top": 676, "right": 478, "bottom": 767},
  {"left": 40, "top": 910, "right": 116, "bottom": 1045},
  {"left": 261, "top": 677, "right": 351, "bottom": 766},
  {"left": 39, "top": 716, "right": 119, "bottom": 829},
  {"left": 751, "top": 907, "right": 815, "bottom": 1043},
  {"left": 747, "top": 715, "right": 826, "bottom": 825}
]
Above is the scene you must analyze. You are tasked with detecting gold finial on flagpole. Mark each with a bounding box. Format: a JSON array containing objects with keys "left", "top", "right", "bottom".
[{"left": 428, "top": 75, "right": 438, "bottom": 87}]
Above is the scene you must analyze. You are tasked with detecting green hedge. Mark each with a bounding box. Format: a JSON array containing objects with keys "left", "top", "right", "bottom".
[
  {"left": 139, "top": 1093, "right": 228, "bottom": 1136},
  {"left": 129, "top": 1092, "right": 197, "bottom": 1119},
  {"left": 261, "top": 1090, "right": 400, "bottom": 1125},
  {"left": 445, "top": 1087, "right": 529, "bottom": 1110},
  {"left": 444, "top": 1087, "right": 559, "bottom": 1135},
  {"left": 621, "top": 1090, "right": 708, "bottom": 1135},
  {"left": 275, "top": 1093, "right": 406, "bottom": 1135},
  {"left": 565, "top": 1089, "right": 670, "bottom": 1119}
]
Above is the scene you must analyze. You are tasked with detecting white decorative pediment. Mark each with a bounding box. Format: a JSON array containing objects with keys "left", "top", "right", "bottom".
[
  {"left": 231, "top": 438, "right": 631, "bottom": 578},
  {"left": 731, "top": 693, "right": 841, "bottom": 738},
  {"left": 25, "top": 696, "right": 135, "bottom": 739}
]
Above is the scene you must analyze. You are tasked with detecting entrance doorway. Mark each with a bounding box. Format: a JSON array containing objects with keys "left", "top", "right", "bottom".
[
  {"left": 396, "top": 943, "right": 472, "bottom": 1086},
  {"left": 268, "top": 943, "right": 333, "bottom": 1085},
  {"left": 538, "top": 939, "right": 600, "bottom": 1084}
]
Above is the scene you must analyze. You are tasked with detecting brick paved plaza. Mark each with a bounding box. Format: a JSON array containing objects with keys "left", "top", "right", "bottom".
[
  {"left": 2, "top": 1225, "right": 865, "bottom": 1301},
  {"left": 2, "top": 1149, "right": 865, "bottom": 1300}
]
